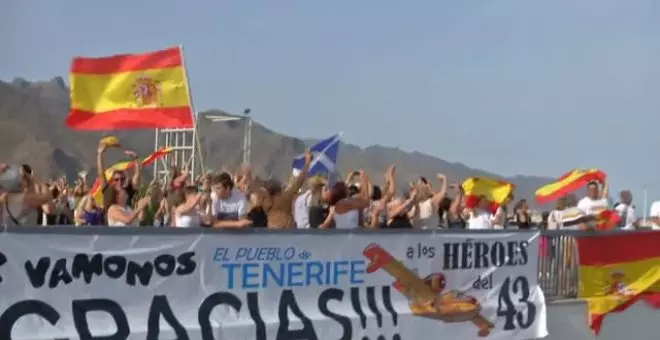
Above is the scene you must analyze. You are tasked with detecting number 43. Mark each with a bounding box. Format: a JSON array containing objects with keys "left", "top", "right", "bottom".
[{"left": 497, "top": 276, "right": 537, "bottom": 330}]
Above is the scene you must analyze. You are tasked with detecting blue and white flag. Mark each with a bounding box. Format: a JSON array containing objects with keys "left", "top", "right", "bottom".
[{"left": 292, "top": 134, "right": 341, "bottom": 177}]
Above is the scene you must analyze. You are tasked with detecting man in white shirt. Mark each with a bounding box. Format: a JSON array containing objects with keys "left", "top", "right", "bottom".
[
  {"left": 648, "top": 200, "right": 660, "bottom": 230},
  {"left": 466, "top": 196, "right": 495, "bottom": 230},
  {"left": 577, "top": 181, "right": 609, "bottom": 216},
  {"left": 210, "top": 172, "right": 250, "bottom": 228},
  {"left": 614, "top": 190, "right": 637, "bottom": 229}
]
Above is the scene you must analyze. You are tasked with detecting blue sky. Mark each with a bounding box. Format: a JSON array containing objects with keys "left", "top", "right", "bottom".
[{"left": 1, "top": 0, "right": 659, "bottom": 206}]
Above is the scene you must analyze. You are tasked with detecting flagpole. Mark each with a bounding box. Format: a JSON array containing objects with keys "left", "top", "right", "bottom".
[{"left": 179, "top": 45, "right": 205, "bottom": 179}]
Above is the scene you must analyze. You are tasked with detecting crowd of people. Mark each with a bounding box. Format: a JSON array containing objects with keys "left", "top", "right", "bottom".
[{"left": 0, "top": 141, "right": 653, "bottom": 231}]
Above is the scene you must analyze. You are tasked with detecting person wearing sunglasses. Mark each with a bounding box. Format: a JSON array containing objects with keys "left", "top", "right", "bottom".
[{"left": 96, "top": 142, "right": 142, "bottom": 218}]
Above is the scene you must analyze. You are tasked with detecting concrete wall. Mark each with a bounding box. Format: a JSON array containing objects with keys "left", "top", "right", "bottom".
[{"left": 545, "top": 299, "right": 660, "bottom": 340}]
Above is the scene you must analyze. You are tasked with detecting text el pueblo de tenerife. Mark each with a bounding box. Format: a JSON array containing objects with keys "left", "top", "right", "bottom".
[{"left": 0, "top": 237, "right": 531, "bottom": 340}]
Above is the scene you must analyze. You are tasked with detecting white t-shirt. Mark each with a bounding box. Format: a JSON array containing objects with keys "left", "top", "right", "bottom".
[
  {"left": 577, "top": 197, "right": 609, "bottom": 216},
  {"left": 649, "top": 201, "right": 660, "bottom": 230},
  {"left": 174, "top": 210, "right": 201, "bottom": 228},
  {"left": 492, "top": 207, "right": 505, "bottom": 230},
  {"left": 211, "top": 190, "right": 247, "bottom": 220},
  {"left": 614, "top": 203, "right": 636, "bottom": 229},
  {"left": 416, "top": 198, "right": 439, "bottom": 229},
  {"left": 294, "top": 190, "right": 312, "bottom": 229},
  {"left": 467, "top": 209, "right": 493, "bottom": 230},
  {"left": 107, "top": 206, "right": 136, "bottom": 227}
]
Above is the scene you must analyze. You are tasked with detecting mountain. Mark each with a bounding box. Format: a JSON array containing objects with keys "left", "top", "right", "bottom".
[{"left": 0, "top": 78, "right": 555, "bottom": 208}]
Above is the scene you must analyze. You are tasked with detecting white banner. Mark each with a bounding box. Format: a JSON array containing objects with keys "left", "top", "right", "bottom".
[{"left": 0, "top": 230, "right": 547, "bottom": 340}]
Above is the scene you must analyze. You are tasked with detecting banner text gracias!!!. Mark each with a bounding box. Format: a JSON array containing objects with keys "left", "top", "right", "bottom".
[{"left": 0, "top": 229, "right": 547, "bottom": 340}]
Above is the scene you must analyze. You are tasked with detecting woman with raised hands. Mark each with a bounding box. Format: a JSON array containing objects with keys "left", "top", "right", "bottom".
[
  {"left": 322, "top": 169, "right": 371, "bottom": 229},
  {"left": 263, "top": 149, "right": 313, "bottom": 228},
  {"left": 106, "top": 186, "right": 150, "bottom": 227},
  {"left": 386, "top": 184, "right": 417, "bottom": 229},
  {"left": 367, "top": 166, "right": 396, "bottom": 228},
  {"left": 413, "top": 173, "right": 448, "bottom": 229},
  {"left": 172, "top": 185, "right": 209, "bottom": 228}
]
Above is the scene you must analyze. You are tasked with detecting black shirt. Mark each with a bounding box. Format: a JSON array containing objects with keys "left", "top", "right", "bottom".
[{"left": 309, "top": 206, "right": 329, "bottom": 228}]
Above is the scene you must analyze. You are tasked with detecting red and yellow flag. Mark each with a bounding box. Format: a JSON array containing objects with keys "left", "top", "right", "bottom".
[
  {"left": 578, "top": 232, "right": 660, "bottom": 334},
  {"left": 594, "top": 210, "right": 621, "bottom": 230},
  {"left": 535, "top": 169, "right": 606, "bottom": 204},
  {"left": 461, "top": 177, "right": 514, "bottom": 213},
  {"left": 89, "top": 147, "right": 173, "bottom": 206},
  {"left": 67, "top": 47, "right": 194, "bottom": 130}
]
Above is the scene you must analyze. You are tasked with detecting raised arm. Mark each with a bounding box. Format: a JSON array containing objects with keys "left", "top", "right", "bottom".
[
  {"left": 388, "top": 189, "right": 418, "bottom": 222},
  {"left": 96, "top": 143, "right": 109, "bottom": 187},
  {"left": 125, "top": 150, "right": 141, "bottom": 187},
  {"left": 172, "top": 168, "right": 190, "bottom": 188},
  {"left": 107, "top": 198, "right": 150, "bottom": 225},
  {"left": 174, "top": 193, "right": 203, "bottom": 215},
  {"left": 449, "top": 184, "right": 464, "bottom": 221},
  {"left": 600, "top": 179, "right": 609, "bottom": 200},
  {"left": 342, "top": 170, "right": 371, "bottom": 211},
  {"left": 431, "top": 173, "right": 448, "bottom": 206},
  {"left": 284, "top": 149, "right": 313, "bottom": 197}
]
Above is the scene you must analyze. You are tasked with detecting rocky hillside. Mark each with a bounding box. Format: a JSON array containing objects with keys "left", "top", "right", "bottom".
[{"left": 0, "top": 78, "right": 555, "bottom": 207}]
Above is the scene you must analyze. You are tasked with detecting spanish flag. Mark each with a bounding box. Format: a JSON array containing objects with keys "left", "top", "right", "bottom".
[
  {"left": 578, "top": 232, "right": 660, "bottom": 334},
  {"left": 67, "top": 47, "right": 194, "bottom": 130},
  {"left": 461, "top": 177, "right": 514, "bottom": 213},
  {"left": 535, "top": 169, "right": 606, "bottom": 204},
  {"left": 89, "top": 147, "right": 173, "bottom": 206}
]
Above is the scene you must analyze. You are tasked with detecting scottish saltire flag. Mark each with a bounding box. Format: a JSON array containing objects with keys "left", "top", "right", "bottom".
[{"left": 292, "top": 134, "right": 341, "bottom": 176}]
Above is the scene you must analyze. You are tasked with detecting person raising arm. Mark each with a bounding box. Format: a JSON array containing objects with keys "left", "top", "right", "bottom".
[
  {"left": 368, "top": 166, "right": 396, "bottom": 228},
  {"left": 265, "top": 149, "right": 313, "bottom": 228}
]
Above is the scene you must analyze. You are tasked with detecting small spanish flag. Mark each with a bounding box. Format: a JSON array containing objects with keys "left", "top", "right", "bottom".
[
  {"left": 535, "top": 169, "right": 606, "bottom": 204},
  {"left": 461, "top": 177, "right": 514, "bottom": 213},
  {"left": 578, "top": 232, "right": 660, "bottom": 334},
  {"left": 67, "top": 47, "right": 194, "bottom": 130},
  {"left": 89, "top": 147, "right": 173, "bottom": 206},
  {"left": 594, "top": 210, "right": 621, "bottom": 230}
]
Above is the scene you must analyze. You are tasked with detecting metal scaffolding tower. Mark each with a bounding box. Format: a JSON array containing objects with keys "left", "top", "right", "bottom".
[
  {"left": 153, "top": 108, "right": 251, "bottom": 183},
  {"left": 152, "top": 124, "right": 204, "bottom": 184}
]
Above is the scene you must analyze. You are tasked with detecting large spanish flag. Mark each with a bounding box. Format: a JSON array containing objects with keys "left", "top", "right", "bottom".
[
  {"left": 461, "top": 177, "right": 514, "bottom": 213},
  {"left": 67, "top": 47, "right": 194, "bottom": 130},
  {"left": 578, "top": 232, "right": 660, "bottom": 334},
  {"left": 535, "top": 168, "right": 606, "bottom": 204},
  {"left": 90, "top": 147, "right": 173, "bottom": 206}
]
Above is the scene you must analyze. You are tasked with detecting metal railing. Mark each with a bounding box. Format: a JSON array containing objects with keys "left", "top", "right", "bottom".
[
  {"left": 2, "top": 226, "right": 654, "bottom": 301},
  {"left": 537, "top": 232, "right": 580, "bottom": 300}
]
